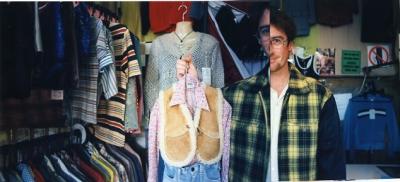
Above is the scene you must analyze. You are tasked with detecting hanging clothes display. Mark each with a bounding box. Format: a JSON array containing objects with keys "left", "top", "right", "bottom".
[
  {"left": 208, "top": 1, "right": 258, "bottom": 84},
  {"left": 283, "top": 0, "right": 316, "bottom": 36},
  {"left": 0, "top": 2, "right": 36, "bottom": 99},
  {"left": 61, "top": 2, "right": 80, "bottom": 89},
  {"left": 69, "top": 6, "right": 101, "bottom": 125},
  {"left": 94, "top": 22, "right": 142, "bottom": 147},
  {"left": 315, "top": 0, "right": 358, "bottom": 27},
  {"left": 120, "top": 2, "right": 157, "bottom": 43},
  {"left": 344, "top": 94, "right": 400, "bottom": 160},
  {"left": 0, "top": 130, "right": 147, "bottom": 182},
  {"left": 361, "top": 0, "right": 394, "bottom": 43},
  {"left": 144, "top": 30, "right": 225, "bottom": 127},
  {"left": 37, "top": 2, "right": 69, "bottom": 90},
  {"left": 148, "top": 75, "right": 231, "bottom": 182}
]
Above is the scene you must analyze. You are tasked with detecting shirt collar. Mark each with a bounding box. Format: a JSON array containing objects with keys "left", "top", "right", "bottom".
[
  {"left": 169, "top": 75, "right": 210, "bottom": 112},
  {"left": 287, "top": 62, "right": 311, "bottom": 94}
]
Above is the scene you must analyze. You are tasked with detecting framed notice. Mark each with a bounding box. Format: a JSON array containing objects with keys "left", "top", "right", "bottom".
[
  {"left": 316, "top": 48, "right": 336, "bottom": 76},
  {"left": 367, "top": 44, "right": 392, "bottom": 67},
  {"left": 341, "top": 50, "right": 361, "bottom": 74}
]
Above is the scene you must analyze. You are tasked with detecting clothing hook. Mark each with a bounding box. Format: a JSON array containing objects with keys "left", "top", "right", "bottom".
[{"left": 178, "top": 2, "right": 188, "bottom": 22}]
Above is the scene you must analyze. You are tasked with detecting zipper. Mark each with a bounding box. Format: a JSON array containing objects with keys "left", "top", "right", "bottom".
[
  {"left": 259, "top": 91, "right": 267, "bottom": 126},
  {"left": 259, "top": 91, "right": 269, "bottom": 180}
]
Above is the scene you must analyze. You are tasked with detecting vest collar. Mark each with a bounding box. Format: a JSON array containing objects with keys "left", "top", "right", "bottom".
[
  {"left": 169, "top": 76, "right": 210, "bottom": 112},
  {"left": 288, "top": 62, "right": 311, "bottom": 95}
]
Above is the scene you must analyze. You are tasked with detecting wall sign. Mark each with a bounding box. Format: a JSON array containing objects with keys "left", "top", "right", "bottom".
[
  {"left": 342, "top": 50, "right": 361, "bottom": 74},
  {"left": 367, "top": 45, "right": 391, "bottom": 66}
]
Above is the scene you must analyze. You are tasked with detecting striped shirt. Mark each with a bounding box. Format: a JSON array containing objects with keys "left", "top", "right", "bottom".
[
  {"left": 96, "top": 20, "right": 117, "bottom": 100},
  {"left": 71, "top": 17, "right": 99, "bottom": 124},
  {"left": 95, "top": 23, "right": 141, "bottom": 147}
]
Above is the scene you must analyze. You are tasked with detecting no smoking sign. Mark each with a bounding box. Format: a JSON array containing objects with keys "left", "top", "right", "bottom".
[{"left": 367, "top": 45, "right": 391, "bottom": 66}]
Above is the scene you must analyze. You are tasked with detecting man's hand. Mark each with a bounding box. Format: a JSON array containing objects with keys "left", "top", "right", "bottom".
[{"left": 176, "top": 54, "right": 198, "bottom": 80}]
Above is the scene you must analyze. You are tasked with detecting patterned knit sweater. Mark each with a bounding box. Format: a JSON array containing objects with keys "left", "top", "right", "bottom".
[{"left": 144, "top": 32, "right": 225, "bottom": 126}]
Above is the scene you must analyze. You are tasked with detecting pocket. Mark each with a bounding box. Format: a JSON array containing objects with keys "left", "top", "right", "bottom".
[
  {"left": 281, "top": 121, "right": 319, "bottom": 155},
  {"left": 204, "top": 164, "right": 221, "bottom": 181},
  {"left": 165, "top": 131, "right": 192, "bottom": 161},
  {"left": 284, "top": 120, "right": 318, "bottom": 137},
  {"left": 163, "top": 164, "right": 177, "bottom": 181},
  {"left": 197, "top": 130, "right": 221, "bottom": 160}
]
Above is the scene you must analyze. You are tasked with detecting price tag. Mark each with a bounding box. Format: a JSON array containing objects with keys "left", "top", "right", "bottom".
[
  {"left": 51, "top": 90, "right": 64, "bottom": 100},
  {"left": 202, "top": 67, "right": 211, "bottom": 85}
]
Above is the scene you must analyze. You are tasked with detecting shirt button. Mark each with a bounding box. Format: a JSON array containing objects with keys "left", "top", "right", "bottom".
[{"left": 191, "top": 167, "right": 195, "bottom": 172}]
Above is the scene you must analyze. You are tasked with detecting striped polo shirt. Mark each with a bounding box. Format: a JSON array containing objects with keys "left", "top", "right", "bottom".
[{"left": 95, "top": 23, "right": 141, "bottom": 147}]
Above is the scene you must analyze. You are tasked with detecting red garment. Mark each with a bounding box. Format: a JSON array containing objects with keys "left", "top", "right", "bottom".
[
  {"left": 28, "top": 162, "right": 45, "bottom": 182},
  {"left": 149, "top": 2, "right": 193, "bottom": 33},
  {"left": 75, "top": 156, "right": 105, "bottom": 182}
]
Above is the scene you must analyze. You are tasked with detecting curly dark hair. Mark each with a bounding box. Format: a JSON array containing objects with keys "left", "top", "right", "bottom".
[
  {"left": 270, "top": 9, "right": 297, "bottom": 43},
  {"left": 252, "top": 2, "right": 269, "bottom": 26}
]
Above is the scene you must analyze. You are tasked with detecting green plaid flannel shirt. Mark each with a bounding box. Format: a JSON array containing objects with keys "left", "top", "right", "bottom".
[
  {"left": 278, "top": 63, "right": 332, "bottom": 181},
  {"left": 223, "top": 63, "right": 332, "bottom": 181},
  {"left": 223, "top": 67, "right": 269, "bottom": 182}
]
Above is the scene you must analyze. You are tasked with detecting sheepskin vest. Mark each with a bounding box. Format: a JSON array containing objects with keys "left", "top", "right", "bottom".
[{"left": 159, "top": 85, "right": 224, "bottom": 167}]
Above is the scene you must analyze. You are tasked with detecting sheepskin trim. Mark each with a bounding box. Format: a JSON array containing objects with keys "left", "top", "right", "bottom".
[
  {"left": 197, "top": 87, "right": 224, "bottom": 164},
  {"left": 159, "top": 85, "right": 197, "bottom": 167}
]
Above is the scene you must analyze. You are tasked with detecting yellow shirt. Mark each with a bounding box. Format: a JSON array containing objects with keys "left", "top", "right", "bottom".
[{"left": 120, "top": 2, "right": 158, "bottom": 42}]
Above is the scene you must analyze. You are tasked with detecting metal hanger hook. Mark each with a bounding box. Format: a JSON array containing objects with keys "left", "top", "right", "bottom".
[{"left": 178, "top": 3, "right": 188, "bottom": 22}]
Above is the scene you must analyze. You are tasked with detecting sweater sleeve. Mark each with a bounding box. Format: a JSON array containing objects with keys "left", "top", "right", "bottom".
[
  {"left": 148, "top": 100, "right": 160, "bottom": 182},
  {"left": 210, "top": 41, "right": 225, "bottom": 88},
  {"left": 316, "top": 96, "right": 346, "bottom": 180},
  {"left": 221, "top": 100, "right": 232, "bottom": 182},
  {"left": 144, "top": 40, "right": 160, "bottom": 127}
]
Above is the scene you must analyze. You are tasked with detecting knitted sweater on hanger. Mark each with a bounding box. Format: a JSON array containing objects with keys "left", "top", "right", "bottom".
[{"left": 144, "top": 32, "right": 225, "bottom": 126}]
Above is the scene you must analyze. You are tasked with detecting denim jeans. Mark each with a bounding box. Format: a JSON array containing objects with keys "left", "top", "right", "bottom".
[{"left": 163, "top": 162, "right": 221, "bottom": 182}]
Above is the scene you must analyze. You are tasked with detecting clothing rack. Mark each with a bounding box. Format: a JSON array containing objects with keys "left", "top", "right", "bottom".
[
  {"left": 0, "top": 133, "right": 70, "bottom": 169},
  {"left": 0, "top": 126, "right": 147, "bottom": 182}
]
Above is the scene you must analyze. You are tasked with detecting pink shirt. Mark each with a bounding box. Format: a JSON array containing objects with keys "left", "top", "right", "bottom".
[{"left": 148, "top": 76, "right": 231, "bottom": 182}]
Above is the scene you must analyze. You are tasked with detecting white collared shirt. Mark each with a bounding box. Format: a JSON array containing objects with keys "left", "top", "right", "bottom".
[{"left": 267, "top": 84, "right": 289, "bottom": 182}]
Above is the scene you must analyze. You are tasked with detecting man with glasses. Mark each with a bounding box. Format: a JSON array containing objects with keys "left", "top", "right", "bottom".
[{"left": 268, "top": 9, "right": 345, "bottom": 181}]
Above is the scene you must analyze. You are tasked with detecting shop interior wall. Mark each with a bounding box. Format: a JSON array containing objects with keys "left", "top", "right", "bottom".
[
  {"left": 295, "top": 1, "right": 400, "bottom": 121},
  {"left": 295, "top": 0, "right": 399, "bottom": 76},
  {"left": 293, "top": 0, "right": 400, "bottom": 121}
]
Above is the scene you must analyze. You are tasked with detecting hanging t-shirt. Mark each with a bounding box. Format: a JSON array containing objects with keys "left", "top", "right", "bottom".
[
  {"left": 361, "top": 0, "right": 394, "bottom": 43},
  {"left": 284, "top": 0, "right": 316, "bottom": 36},
  {"left": 294, "top": 54, "right": 319, "bottom": 78},
  {"left": 120, "top": 2, "right": 157, "bottom": 42},
  {"left": 315, "top": 0, "right": 358, "bottom": 27},
  {"left": 94, "top": 23, "right": 141, "bottom": 147}
]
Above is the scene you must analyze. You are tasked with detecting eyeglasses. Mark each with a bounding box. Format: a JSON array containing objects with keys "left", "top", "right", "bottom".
[
  {"left": 258, "top": 25, "right": 269, "bottom": 38},
  {"left": 270, "top": 37, "right": 288, "bottom": 48}
]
